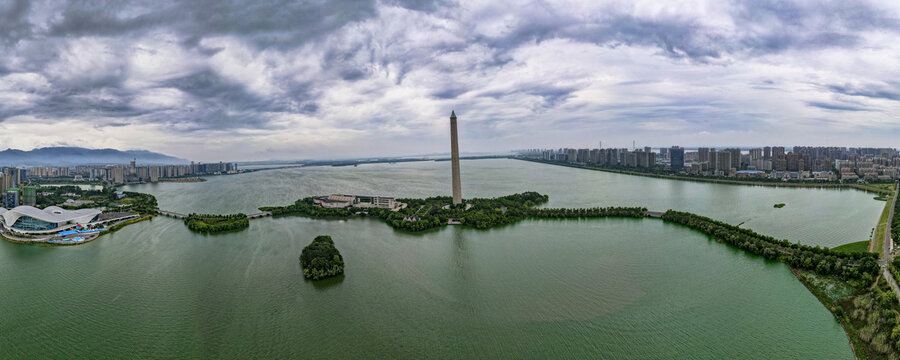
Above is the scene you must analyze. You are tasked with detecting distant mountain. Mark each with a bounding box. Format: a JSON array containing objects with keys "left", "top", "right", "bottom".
[{"left": 0, "top": 147, "right": 187, "bottom": 166}]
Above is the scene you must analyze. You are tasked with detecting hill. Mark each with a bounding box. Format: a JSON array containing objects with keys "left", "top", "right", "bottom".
[{"left": 0, "top": 147, "right": 187, "bottom": 166}]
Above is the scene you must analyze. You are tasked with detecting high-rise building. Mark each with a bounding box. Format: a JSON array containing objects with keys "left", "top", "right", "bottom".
[
  {"left": 698, "top": 147, "right": 710, "bottom": 163},
  {"left": 749, "top": 148, "right": 763, "bottom": 161},
  {"left": 715, "top": 151, "right": 732, "bottom": 173},
  {"left": 3, "top": 188, "right": 19, "bottom": 208},
  {"left": 773, "top": 146, "right": 785, "bottom": 159},
  {"left": 763, "top": 146, "right": 772, "bottom": 160},
  {"left": 670, "top": 146, "right": 685, "bottom": 171},
  {"left": 23, "top": 186, "right": 36, "bottom": 206},
  {"left": 149, "top": 166, "right": 160, "bottom": 182},
  {"left": 110, "top": 166, "right": 125, "bottom": 184},
  {"left": 449, "top": 110, "right": 462, "bottom": 205},
  {"left": 725, "top": 148, "right": 741, "bottom": 169},
  {"left": 577, "top": 149, "right": 590, "bottom": 163},
  {"left": 590, "top": 149, "right": 600, "bottom": 164}
]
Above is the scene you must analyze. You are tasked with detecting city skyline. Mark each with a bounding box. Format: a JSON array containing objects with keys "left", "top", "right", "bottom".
[{"left": 2, "top": 1, "right": 900, "bottom": 161}]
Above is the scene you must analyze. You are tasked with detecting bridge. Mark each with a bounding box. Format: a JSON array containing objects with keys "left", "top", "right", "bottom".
[
  {"left": 157, "top": 210, "right": 272, "bottom": 219},
  {"left": 157, "top": 210, "right": 187, "bottom": 219}
]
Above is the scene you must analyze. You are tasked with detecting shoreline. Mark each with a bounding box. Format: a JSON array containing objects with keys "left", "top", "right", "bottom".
[
  {"left": 790, "top": 266, "right": 860, "bottom": 360},
  {"left": 1, "top": 214, "right": 153, "bottom": 246},
  {"left": 515, "top": 157, "right": 894, "bottom": 194},
  {"left": 158, "top": 178, "right": 207, "bottom": 183}
]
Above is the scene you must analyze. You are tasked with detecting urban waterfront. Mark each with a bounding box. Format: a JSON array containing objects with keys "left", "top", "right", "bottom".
[
  {"left": 125, "top": 158, "right": 883, "bottom": 248},
  {"left": 0, "top": 159, "right": 885, "bottom": 358}
]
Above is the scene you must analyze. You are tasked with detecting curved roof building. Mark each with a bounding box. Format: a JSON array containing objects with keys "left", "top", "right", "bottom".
[{"left": 0, "top": 206, "right": 101, "bottom": 234}]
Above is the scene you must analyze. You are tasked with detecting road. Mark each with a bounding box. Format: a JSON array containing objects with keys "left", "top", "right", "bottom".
[
  {"left": 885, "top": 184, "right": 898, "bottom": 260},
  {"left": 881, "top": 183, "right": 900, "bottom": 302}
]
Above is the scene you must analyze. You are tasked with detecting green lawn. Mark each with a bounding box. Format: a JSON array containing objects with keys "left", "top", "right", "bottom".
[
  {"left": 871, "top": 194, "right": 893, "bottom": 255},
  {"left": 832, "top": 240, "right": 871, "bottom": 254}
]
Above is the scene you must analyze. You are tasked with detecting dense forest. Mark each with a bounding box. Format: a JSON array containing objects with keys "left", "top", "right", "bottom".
[
  {"left": 184, "top": 213, "right": 249, "bottom": 233},
  {"left": 119, "top": 191, "right": 158, "bottom": 215},
  {"left": 299, "top": 235, "right": 344, "bottom": 280}
]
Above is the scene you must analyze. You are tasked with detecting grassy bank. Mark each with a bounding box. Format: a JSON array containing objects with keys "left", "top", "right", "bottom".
[
  {"left": 791, "top": 268, "right": 865, "bottom": 359},
  {"left": 793, "top": 267, "right": 900, "bottom": 359},
  {"left": 870, "top": 194, "right": 894, "bottom": 254},
  {"left": 101, "top": 215, "right": 154, "bottom": 235},
  {"left": 834, "top": 241, "right": 873, "bottom": 254}
]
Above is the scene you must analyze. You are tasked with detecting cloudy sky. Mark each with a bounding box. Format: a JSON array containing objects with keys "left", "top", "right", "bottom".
[{"left": 1, "top": 0, "right": 899, "bottom": 161}]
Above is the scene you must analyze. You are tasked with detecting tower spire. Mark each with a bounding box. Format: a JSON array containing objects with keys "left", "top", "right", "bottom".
[{"left": 449, "top": 110, "right": 462, "bottom": 205}]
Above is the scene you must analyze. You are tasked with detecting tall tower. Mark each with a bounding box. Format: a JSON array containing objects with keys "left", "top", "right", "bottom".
[{"left": 450, "top": 110, "right": 462, "bottom": 205}]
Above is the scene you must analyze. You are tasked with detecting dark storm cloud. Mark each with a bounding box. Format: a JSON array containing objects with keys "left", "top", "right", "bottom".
[
  {"left": 43, "top": 1, "right": 378, "bottom": 48},
  {"left": 828, "top": 83, "right": 900, "bottom": 102},
  {"left": 1, "top": 0, "right": 900, "bottom": 159},
  {"left": 462, "top": 0, "right": 899, "bottom": 65},
  {"left": 0, "top": 0, "right": 31, "bottom": 45},
  {"left": 159, "top": 70, "right": 298, "bottom": 130},
  {"left": 431, "top": 87, "right": 468, "bottom": 99},
  {"left": 467, "top": 9, "right": 725, "bottom": 63},
  {"left": 807, "top": 101, "right": 873, "bottom": 112}
]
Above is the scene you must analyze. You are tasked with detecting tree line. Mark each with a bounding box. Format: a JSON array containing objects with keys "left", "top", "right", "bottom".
[
  {"left": 184, "top": 213, "right": 250, "bottom": 233},
  {"left": 299, "top": 235, "right": 344, "bottom": 280},
  {"left": 259, "top": 192, "right": 652, "bottom": 232},
  {"left": 661, "top": 210, "right": 880, "bottom": 285}
]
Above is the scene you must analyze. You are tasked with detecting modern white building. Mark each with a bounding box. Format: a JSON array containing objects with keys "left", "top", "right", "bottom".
[
  {"left": 314, "top": 195, "right": 400, "bottom": 209},
  {"left": 0, "top": 206, "right": 102, "bottom": 234}
]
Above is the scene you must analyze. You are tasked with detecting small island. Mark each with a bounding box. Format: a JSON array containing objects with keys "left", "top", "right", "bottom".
[
  {"left": 299, "top": 235, "right": 344, "bottom": 280},
  {"left": 184, "top": 213, "right": 250, "bottom": 233},
  {"left": 774, "top": 203, "right": 786, "bottom": 208}
]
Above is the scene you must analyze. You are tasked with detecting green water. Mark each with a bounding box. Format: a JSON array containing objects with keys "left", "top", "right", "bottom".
[
  {"left": 128, "top": 159, "right": 882, "bottom": 247},
  {"left": 1, "top": 159, "right": 882, "bottom": 358}
]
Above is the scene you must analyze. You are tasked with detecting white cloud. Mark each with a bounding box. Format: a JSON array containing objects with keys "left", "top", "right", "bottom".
[{"left": 1, "top": 0, "right": 900, "bottom": 161}]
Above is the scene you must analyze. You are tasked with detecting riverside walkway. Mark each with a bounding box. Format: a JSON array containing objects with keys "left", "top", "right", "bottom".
[{"left": 157, "top": 210, "right": 272, "bottom": 219}]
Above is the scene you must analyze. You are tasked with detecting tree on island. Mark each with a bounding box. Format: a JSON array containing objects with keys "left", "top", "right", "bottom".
[{"left": 299, "top": 235, "right": 344, "bottom": 280}]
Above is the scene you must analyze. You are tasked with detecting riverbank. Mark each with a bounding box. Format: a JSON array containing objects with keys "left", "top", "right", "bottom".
[
  {"left": 790, "top": 267, "right": 862, "bottom": 360},
  {"left": 516, "top": 157, "right": 895, "bottom": 194},
  {"left": 159, "top": 177, "right": 207, "bottom": 183},
  {"left": 0, "top": 214, "right": 151, "bottom": 246},
  {"left": 869, "top": 192, "right": 894, "bottom": 254}
]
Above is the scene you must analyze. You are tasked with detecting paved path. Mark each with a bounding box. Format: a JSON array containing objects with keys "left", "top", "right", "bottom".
[
  {"left": 885, "top": 184, "right": 898, "bottom": 260},
  {"left": 881, "top": 183, "right": 900, "bottom": 302},
  {"left": 248, "top": 212, "right": 272, "bottom": 219},
  {"left": 157, "top": 210, "right": 187, "bottom": 219},
  {"left": 884, "top": 267, "right": 900, "bottom": 302}
]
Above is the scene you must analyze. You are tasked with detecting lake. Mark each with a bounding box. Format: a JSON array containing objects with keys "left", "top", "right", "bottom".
[{"left": 1, "top": 159, "right": 880, "bottom": 359}]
